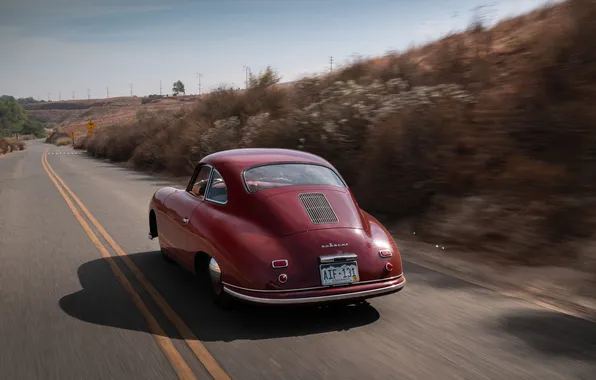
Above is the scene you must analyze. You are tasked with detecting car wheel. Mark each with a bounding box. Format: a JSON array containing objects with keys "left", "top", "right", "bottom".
[{"left": 207, "top": 257, "right": 235, "bottom": 310}]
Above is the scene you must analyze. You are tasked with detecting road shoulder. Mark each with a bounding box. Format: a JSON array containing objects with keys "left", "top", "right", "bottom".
[{"left": 392, "top": 230, "right": 596, "bottom": 323}]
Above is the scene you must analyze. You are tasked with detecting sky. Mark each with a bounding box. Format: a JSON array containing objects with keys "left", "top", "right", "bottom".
[{"left": 0, "top": 0, "right": 554, "bottom": 100}]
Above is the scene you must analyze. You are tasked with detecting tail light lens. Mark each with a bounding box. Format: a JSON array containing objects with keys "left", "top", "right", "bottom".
[
  {"left": 272, "top": 260, "right": 288, "bottom": 268},
  {"left": 379, "top": 249, "right": 392, "bottom": 258}
]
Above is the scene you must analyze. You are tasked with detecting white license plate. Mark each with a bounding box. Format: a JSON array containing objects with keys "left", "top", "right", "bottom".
[{"left": 319, "top": 262, "right": 360, "bottom": 286}]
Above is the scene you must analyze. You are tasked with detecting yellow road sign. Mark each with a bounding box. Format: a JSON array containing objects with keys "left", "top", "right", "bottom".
[
  {"left": 70, "top": 132, "right": 75, "bottom": 137},
  {"left": 86, "top": 121, "right": 96, "bottom": 130},
  {"left": 87, "top": 130, "right": 94, "bottom": 137}
]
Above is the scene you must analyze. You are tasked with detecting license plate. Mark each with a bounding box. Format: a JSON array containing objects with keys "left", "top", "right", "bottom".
[{"left": 319, "top": 262, "right": 360, "bottom": 286}]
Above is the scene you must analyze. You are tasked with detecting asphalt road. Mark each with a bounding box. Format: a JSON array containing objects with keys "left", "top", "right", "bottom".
[{"left": 1, "top": 139, "right": 595, "bottom": 380}]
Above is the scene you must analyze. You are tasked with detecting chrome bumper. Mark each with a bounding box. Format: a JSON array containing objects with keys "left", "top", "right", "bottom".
[{"left": 223, "top": 278, "right": 406, "bottom": 305}]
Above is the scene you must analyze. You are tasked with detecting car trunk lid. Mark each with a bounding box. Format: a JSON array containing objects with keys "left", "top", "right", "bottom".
[{"left": 253, "top": 187, "right": 366, "bottom": 237}]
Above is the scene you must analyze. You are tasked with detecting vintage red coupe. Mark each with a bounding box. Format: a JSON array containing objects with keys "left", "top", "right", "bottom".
[{"left": 148, "top": 148, "right": 405, "bottom": 308}]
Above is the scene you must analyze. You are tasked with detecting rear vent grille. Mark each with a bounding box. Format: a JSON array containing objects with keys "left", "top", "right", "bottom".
[{"left": 298, "top": 193, "right": 339, "bottom": 225}]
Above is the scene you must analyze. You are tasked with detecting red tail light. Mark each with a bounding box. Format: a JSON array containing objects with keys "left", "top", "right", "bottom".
[
  {"left": 385, "top": 262, "right": 394, "bottom": 272},
  {"left": 278, "top": 274, "right": 288, "bottom": 283},
  {"left": 379, "top": 249, "right": 392, "bottom": 258},
  {"left": 272, "top": 260, "right": 288, "bottom": 268}
]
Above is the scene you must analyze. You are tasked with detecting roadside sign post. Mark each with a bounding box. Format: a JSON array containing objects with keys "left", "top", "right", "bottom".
[
  {"left": 86, "top": 121, "right": 96, "bottom": 137},
  {"left": 70, "top": 131, "right": 75, "bottom": 144}
]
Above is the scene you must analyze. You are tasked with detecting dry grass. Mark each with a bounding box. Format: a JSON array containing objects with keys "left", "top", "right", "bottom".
[
  {"left": 54, "top": 137, "right": 72, "bottom": 146},
  {"left": 75, "top": 0, "right": 596, "bottom": 270}
]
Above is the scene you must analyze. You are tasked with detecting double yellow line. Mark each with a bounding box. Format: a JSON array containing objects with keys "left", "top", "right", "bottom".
[{"left": 41, "top": 150, "right": 230, "bottom": 380}]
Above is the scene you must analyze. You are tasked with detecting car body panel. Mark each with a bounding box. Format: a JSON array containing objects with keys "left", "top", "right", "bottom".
[
  {"left": 148, "top": 148, "right": 405, "bottom": 305},
  {"left": 163, "top": 190, "right": 202, "bottom": 268}
]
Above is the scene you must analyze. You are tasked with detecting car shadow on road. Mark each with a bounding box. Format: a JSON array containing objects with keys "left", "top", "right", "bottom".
[
  {"left": 59, "top": 251, "right": 381, "bottom": 342},
  {"left": 496, "top": 309, "right": 596, "bottom": 361}
]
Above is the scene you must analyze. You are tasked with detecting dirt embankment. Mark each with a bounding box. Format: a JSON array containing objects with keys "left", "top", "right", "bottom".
[{"left": 72, "top": 0, "right": 596, "bottom": 296}]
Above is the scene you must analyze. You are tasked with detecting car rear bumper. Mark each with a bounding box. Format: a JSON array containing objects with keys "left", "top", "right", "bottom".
[{"left": 222, "top": 275, "right": 405, "bottom": 305}]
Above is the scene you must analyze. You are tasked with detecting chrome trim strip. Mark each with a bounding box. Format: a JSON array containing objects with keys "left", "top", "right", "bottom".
[
  {"left": 222, "top": 274, "right": 403, "bottom": 293},
  {"left": 223, "top": 279, "right": 406, "bottom": 305},
  {"left": 319, "top": 253, "right": 358, "bottom": 264}
]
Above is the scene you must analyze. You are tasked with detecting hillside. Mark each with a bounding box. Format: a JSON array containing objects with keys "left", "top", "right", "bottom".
[
  {"left": 73, "top": 0, "right": 596, "bottom": 273},
  {"left": 27, "top": 95, "right": 202, "bottom": 134},
  {"left": 31, "top": 80, "right": 297, "bottom": 136}
]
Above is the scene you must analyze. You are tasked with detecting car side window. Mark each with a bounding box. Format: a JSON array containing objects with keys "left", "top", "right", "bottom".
[
  {"left": 189, "top": 166, "right": 212, "bottom": 199},
  {"left": 205, "top": 169, "right": 228, "bottom": 204}
]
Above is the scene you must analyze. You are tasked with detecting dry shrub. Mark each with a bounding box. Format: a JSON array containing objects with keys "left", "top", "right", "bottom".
[
  {"left": 54, "top": 137, "right": 71, "bottom": 146},
  {"left": 77, "top": 0, "right": 596, "bottom": 268},
  {"left": 417, "top": 195, "right": 595, "bottom": 266}
]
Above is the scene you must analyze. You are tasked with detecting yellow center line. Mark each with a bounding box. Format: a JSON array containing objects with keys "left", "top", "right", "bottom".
[
  {"left": 41, "top": 151, "right": 197, "bottom": 380},
  {"left": 43, "top": 150, "right": 231, "bottom": 380}
]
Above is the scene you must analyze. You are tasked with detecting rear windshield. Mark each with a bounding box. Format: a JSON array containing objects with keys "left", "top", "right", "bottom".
[{"left": 243, "top": 163, "right": 346, "bottom": 193}]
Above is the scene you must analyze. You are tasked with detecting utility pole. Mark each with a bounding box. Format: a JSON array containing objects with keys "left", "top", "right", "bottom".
[
  {"left": 59, "top": 91, "right": 61, "bottom": 101},
  {"left": 87, "top": 88, "right": 90, "bottom": 100},
  {"left": 129, "top": 83, "right": 133, "bottom": 97},
  {"left": 48, "top": 93, "right": 51, "bottom": 101},
  {"left": 196, "top": 73, "right": 203, "bottom": 95},
  {"left": 243, "top": 66, "right": 251, "bottom": 89},
  {"left": 160, "top": 80, "right": 162, "bottom": 96},
  {"left": 72, "top": 91, "right": 75, "bottom": 100},
  {"left": 329, "top": 56, "right": 334, "bottom": 73},
  {"left": 106, "top": 87, "right": 109, "bottom": 98}
]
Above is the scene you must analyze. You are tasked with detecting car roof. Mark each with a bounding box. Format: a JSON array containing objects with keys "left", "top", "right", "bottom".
[{"left": 200, "top": 148, "right": 333, "bottom": 171}]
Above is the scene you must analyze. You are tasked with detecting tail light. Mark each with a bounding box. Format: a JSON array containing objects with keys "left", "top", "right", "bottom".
[
  {"left": 379, "top": 249, "right": 392, "bottom": 258},
  {"left": 272, "top": 260, "right": 288, "bottom": 268},
  {"left": 385, "top": 262, "right": 394, "bottom": 272}
]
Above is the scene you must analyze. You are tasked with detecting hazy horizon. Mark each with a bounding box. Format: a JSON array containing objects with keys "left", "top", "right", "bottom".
[{"left": 1, "top": 0, "right": 553, "bottom": 100}]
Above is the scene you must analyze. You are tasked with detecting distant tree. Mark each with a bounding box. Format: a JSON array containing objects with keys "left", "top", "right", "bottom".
[
  {"left": 172, "top": 80, "right": 186, "bottom": 96},
  {"left": 248, "top": 66, "right": 281, "bottom": 90},
  {"left": 0, "top": 96, "right": 45, "bottom": 137},
  {"left": 16, "top": 97, "right": 41, "bottom": 105}
]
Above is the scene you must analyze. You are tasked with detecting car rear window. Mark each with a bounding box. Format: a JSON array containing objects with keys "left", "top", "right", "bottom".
[{"left": 243, "top": 163, "right": 346, "bottom": 193}]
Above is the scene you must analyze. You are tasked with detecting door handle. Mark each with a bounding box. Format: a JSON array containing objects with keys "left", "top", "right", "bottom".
[{"left": 183, "top": 217, "right": 190, "bottom": 224}]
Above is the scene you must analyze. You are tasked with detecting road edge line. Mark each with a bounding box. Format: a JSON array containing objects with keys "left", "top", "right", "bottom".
[
  {"left": 44, "top": 150, "right": 230, "bottom": 380},
  {"left": 42, "top": 151, "right": 197, "bottom": 380}
]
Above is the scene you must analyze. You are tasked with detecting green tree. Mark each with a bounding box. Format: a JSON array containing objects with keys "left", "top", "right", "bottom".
[
  {"left": 172, "top": 80, "right": 186, "bottom": 96},
  {"left": 0, "top": 95, "right": 45, "bottom": 137}
]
